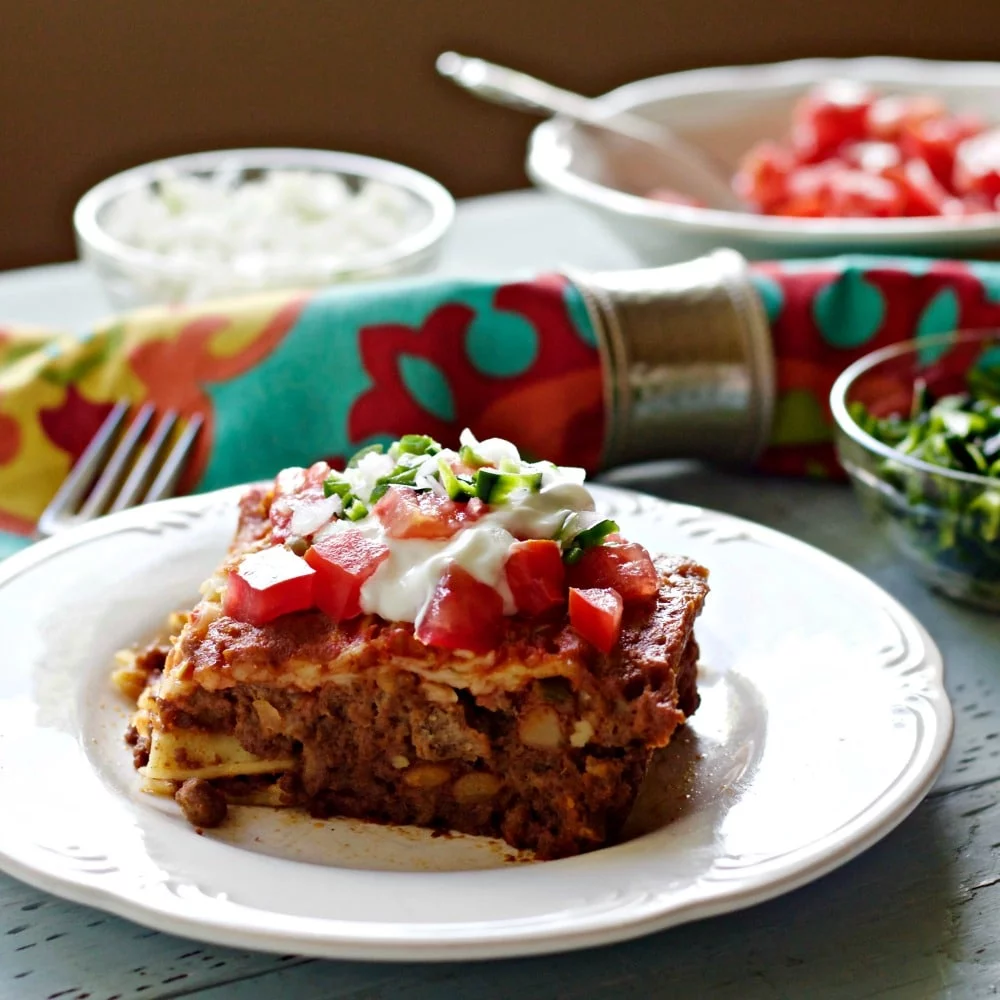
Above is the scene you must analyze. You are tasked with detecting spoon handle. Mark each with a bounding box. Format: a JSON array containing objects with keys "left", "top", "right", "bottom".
[
  {"left": 436, "top": 52, "right": 661, "bottom": 145},
  {"left": 436, "top": 52, "right": 744, "bottom": 211}
]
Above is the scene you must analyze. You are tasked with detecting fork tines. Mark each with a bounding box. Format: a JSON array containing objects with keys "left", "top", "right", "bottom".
[{"left": 37, "top": 401, "right": 203, "bottom": 536}]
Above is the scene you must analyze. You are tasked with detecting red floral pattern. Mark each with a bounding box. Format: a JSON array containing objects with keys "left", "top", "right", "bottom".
[{"left": 351, "top": 276, "right": 604, "bottom": 468}]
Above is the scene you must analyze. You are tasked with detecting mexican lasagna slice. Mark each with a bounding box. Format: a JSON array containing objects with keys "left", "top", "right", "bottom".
[{"left": 116, "top": 431, "right": 708, "bottom": 860}]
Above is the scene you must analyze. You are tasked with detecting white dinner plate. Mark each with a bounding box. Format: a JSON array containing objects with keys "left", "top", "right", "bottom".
[{"left": 0, "top": 484, "right": 952, "bottom": 961}]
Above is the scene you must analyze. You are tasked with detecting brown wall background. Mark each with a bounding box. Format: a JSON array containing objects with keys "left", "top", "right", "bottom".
[{"left": 1, "top": 0, "right": 996, "bottom": 270}]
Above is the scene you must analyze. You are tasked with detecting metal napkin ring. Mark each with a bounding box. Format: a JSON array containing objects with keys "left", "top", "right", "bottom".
[{"left": 567, "top": 248, "right": 775, "bottom": 469}]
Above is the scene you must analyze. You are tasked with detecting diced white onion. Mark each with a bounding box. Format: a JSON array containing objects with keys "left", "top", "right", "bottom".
[
  {"left": 101, "top": 169, "right": 424, "bottom": 302},
  {"left": 289, "top": 494, "right": 342, "bottom": 538}
]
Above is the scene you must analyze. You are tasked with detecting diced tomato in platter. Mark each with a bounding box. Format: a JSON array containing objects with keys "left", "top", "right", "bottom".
[
  {"left": 955, "top": 128, "right": 1000, "bottom": 202},
  {"left": 791, "top": 80, "right": 874, "bottom": 163},
  {"left": 373, "top": 486, "right": 485, "bottom": 540},
  {"left": 885, "top": 159, "right": 959, "bottom": 216},
  {"left": 733, "top": 142, "right": 795, "bottom": 212},
  {"left": 305, "top": 527, "right": 389, "bottom": 621},
  {"left": 505, "top": 539, "right": 566, "bottom": 616},
  {"left": 567, "top": 540, "right": 659, "bottom": 603},
  {"left": 866, "top": 94, "right": 946, "bottom": 142},
  {"left": 839, "top": 141, "right": 902, "bottom": 175},
  {"left": 899, "top": 115, "right": 983, "bottom": 189},
  {"left": 414, "top": 564, "right": 505, "bottom": 653},
  {"left": 223, "top": 545, "right": 316, "bottom": 626},
  {"left": 719, "top": 85, "right": 998, "bottom": 219},
  {"left": 786, "top": 165, "right": 905, "bottom": 218},
  {"left": 568, "top": 587, "right": 624, "bottom": 654}
]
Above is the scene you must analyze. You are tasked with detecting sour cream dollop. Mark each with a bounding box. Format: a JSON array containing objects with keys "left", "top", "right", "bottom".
[{"left": 304, "top": 431, "right": 601, "bottom": 625}]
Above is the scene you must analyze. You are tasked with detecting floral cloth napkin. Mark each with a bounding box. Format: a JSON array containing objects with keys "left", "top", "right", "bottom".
[{"left": 2, "top": 255, "right": 999, "bottom": 557}]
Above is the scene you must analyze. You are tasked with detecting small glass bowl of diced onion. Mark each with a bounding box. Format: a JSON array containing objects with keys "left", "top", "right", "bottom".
[
  {"left": 831, "top": 329, "right": 1000, "bottom": 611},
  {"left": 73, "top": 148, "right": 455, "bottom": 310}
]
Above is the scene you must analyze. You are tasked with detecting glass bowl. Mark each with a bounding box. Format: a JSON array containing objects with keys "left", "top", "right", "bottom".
[
  {"left": 73, "top": 148, "right": 455, "bottom": 310},
  {"left": 831, "top": 330, "right": 1000, "bottom": 612}
]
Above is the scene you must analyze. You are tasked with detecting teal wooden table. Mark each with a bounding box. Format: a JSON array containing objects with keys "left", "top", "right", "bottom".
[{"left": 1, "top": 194, "right": 997, "bottom": 999}]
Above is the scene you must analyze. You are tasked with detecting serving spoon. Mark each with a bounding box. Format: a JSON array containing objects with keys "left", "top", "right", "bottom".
[{"left": 436, "top": 52, "right": 746, "bottom": 212}]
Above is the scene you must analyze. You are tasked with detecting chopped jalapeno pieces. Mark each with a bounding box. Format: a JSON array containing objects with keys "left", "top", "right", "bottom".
[
  {"left": 437, "top": 457, "right": 476, "bottom": 501},
  {"left": 474, "top": 469, "right": 543, "bottom": 503},
  {"left": 344, "top": 498, "right": 369, "bottom": 521},
  {"left": 558, "top": 512, "right": 620, "bottom": 563},
  {"left": 393, "top": 434, "right": 441, "bottom": 457},
  {"left": 458, "top": 444, "right": 489, "bottom": 468},
  {"left": 323, "top": 474, "right": 352, "bottom": 499},
  {"left": 280, "top": 432, "right": 622, "bottom": 561}
]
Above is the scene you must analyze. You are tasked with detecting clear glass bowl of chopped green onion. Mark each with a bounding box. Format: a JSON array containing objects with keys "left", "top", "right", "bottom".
[{"left": 831, "top": 330, "right": 1000, "bottom": 612}]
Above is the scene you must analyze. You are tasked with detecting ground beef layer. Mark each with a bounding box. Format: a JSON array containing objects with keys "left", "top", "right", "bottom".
[{"left": 132, "top": 636, "right": 699, "bottom": 859}]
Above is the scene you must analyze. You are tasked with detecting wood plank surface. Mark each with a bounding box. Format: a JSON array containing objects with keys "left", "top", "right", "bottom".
[{"left": 2, "top": 777, "right": 997, "bottom": 999}]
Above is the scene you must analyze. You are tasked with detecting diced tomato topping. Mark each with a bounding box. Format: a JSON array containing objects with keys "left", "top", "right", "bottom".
[
  {"left": 791, "top": 80, "right": 874, "bottom": 163},
  {"left": 305, "top": 527, "right": 389, "bottom": 621},
  {"left": 885, "top": 159, "right": 959, "bottom": 216},
  {"left": 955, "top": 128, "right": 1000, "bottom": 202},
  {"left": 414, "top": 564, "right": 504, "bottom": 653},
  {"left": 567, "top": 540, "right": 659, "bottom": 603},
  {"left": 373, "top": 486, "right": 485, "bottom": 540},
  {"left": 568, "top": 587, "right": 623, "bottom": 654},
  {"left": 223, "top": 545, "right": 316, "bottom": 626},
  {"left": 866, "top": 94, "right": 946, "bottom": 142},
  {"left": 899, "top": 115, "right": 983, "bottom": 189},
  {"left": 505, "top": 539, "right": 566, "bottom": 616},
  {"left": 733, "top": 142, "right": 795, "bottom": 212},
  {"left": 270, "top": 461, "right": 333, "bottom": 542}
]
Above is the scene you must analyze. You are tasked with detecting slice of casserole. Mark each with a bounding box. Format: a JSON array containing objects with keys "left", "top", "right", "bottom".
[{"left": 116, "top": 431, "right": 708, "bottom": 859}]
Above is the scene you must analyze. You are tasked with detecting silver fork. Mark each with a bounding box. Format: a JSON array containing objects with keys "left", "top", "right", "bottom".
[{"left": 37, "top": 400, "right": 203, "bottom": 537}]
